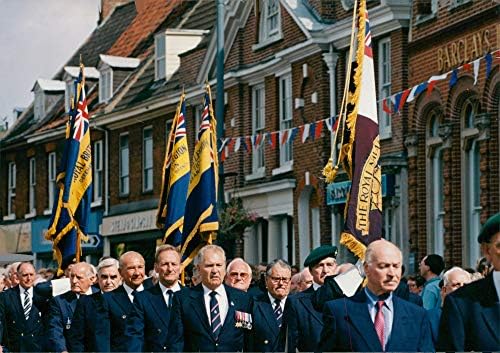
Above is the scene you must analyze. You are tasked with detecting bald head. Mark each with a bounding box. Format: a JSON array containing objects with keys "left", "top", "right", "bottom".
[
  {"left": 70, "top": 262, "right": 95, "bottom": 294},
  {"left": 119, "top": 251, "right": 146, "bottom": 289},
  {"left": 363, "top": 240, "right": 402, "bottom": 296}
]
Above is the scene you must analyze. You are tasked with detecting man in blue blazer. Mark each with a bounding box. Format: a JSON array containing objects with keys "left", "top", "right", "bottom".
[
  {"left": 249, "top": 259, "right": 294, "bottom": 352},
  {"left": 169, "top": 245, "right": 253, "bottom": 352},
  {"left": 0, "top": 262, "right": 49, "bottom": 352},
  {"left": 67, "top": 257, "right": 122, "bottom": 352},
  {"left": 46, "top": 262, "right": 98, "bottom": 353},
  {"left": 126, "top": 245, "right": 189, "bottom": 352},
  {"left": 319, "top": 240, "right": 434, "bottom": 352},
  {"left": 101, "top": 251, "right": 146, "bottom": 352},
  {"left": 438, "top": 213, "right": 500, "bottom": 352}
]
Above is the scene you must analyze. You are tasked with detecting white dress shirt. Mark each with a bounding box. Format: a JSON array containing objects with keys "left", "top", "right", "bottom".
[
  {"left": 202, "top": 284, "right": 228, "bottom": 326},
  {"left": 19, "top": 286, "right": 33, "bottom": 306},
  {"left": 123, "top": 283, "right": 144, "bottom": 302},
  {"left": 159, "top": 281, "right": 181, "bottom": 305},
  {"left": 493, "top": 270, "right": 500, "bottom": 301},
  {"left": 267, "top": 292, "right": 287, "bottom": 312}
]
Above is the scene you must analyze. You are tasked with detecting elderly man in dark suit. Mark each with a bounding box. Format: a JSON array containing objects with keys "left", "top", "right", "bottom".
[
  {"left": 67, "top": 257, "right": 121, "bottom": 352},
  {"left": 46, "top": 262, "right": 98, "bottom": 353},
  {"left": 288, "top": 245, "right": 338, "bottom": 352},
  {"left": 438, "top": 213, "right": 500, "bottom": 352},
  {"left": 126, "top": 245, "right": 188, "bottom": 352},
  {"left": 319, "top": 240, "right": 434, "bottom": 352},
  {"left": 0, "top": 262, "right": 49, "bottom": 352},
  {"left": 249, "top": 259, "right": 294, "bottom": 352},
  {"left": 169, "top": 245, "right": 252, "bottom": 352},
  {"left": 101, "top": 251, "right": 146, "bottom": 352}
]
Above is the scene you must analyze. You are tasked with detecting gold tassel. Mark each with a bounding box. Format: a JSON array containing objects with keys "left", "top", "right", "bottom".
[
  {"left": 340, "top": 232, "right": 367, "bottom": 260},
  {"left": 322, "top": 158, "right": 339, "bottom": 184}
]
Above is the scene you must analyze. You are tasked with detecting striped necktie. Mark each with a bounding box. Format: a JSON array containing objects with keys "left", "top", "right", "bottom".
[
  {"left": 274, "top": 299, "right": 283, "bottom": 328},
  {"left": 209, "top": 291, "right": 222, "bottom": 339},
  {"left": 23, "top": 291, "right": 31, "bottom": 320}
]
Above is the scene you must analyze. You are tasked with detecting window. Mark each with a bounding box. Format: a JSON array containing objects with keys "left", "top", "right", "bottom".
[
  {"left": 155, "top": 34, "right": 166, "bottom": 80},
  {"left": 252, "top": 84, "right": 265, "bottom": 173},
  {"left": 119, "top": 134, "right": 129, "bottom": 195},
  {"left": 143, "top": 127, "right": 153, "bottom": 192},
  {"left": 99, "top": 68, "right": 113, "bottom": 103},
  {"left": 48, "top": 152, "right": 56, "bottom": 210},
  {"left": 259, "top": 0, "right": 281, "bottom": 43},
  {"left": 462, "top": 99, "right": 481, "bottom": 266},
  {"left": 93, "top": 140, "right": 103, "bottom": 204},
  {"left": 378, "top": 37, "right": 391, "bottom": 138},
  {"left": 65, "top": 80, "right": 74, "bottom": 113},
  {"left": 427, "top": 111, "right": 444, "bottom": 255},
  {"left": 34, "top": 89, "right": 45, "bottom": 121},
  {"left": 7, "top": 162, "right": 16, "bottom": 216},
  {"left": 29, "top": 158, "right": 36, "bottom": 214},
  {"left": 279, "top": 74, "right": 293, "bottom": 166}
]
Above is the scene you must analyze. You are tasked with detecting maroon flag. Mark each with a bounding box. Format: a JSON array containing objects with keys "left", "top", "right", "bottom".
[{"left": 326, "top": 0, "right": 382, "bottom": 259}]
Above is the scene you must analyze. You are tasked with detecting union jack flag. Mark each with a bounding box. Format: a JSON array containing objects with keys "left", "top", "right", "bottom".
[{"left": 72, "top": 84, "right": 89, "bottom": 141}]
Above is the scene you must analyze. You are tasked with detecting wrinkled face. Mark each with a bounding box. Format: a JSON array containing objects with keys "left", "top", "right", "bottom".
[
  {"left": 198, "top": 249, "right": 226, "bottom": 290},
  {"left": 364, "top": 246, "right": 402, "bottom": 295},
  {"left": 120, "top": 254, "right": 146, "bottom": 289},
  {"left": 266, "top": 265, "right": 292, "bottom": 300},
  {"left": 18, "top": 263, "right": 36, "bottom": 290},
  {"left": 98, "top": 266, "right": 121, "bottom": 292},
  {"left": 225, "top": 261, "right": 251, "bottom": 291},
  {"left": 482, "top": 232, "right": 500, "bottom": 271},
  {"left": 311, "top": 257, "right": 337, "bottom": 285},
  {"left": 70, "top": 263, "right": 94, "bottom": 294},
  {"left": 9, "top": 268, "right": 19, "bottom": 286},
  {"left": 443, "top": 271, "right": 471, "bottom": 297},
  {"left": 155, "top": 250, "right": 181, "bottom": 287}
]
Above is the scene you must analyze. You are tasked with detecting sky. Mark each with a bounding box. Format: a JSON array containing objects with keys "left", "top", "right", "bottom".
[{"left": 0, "top": 0, "right": 100, "bottom": 129}]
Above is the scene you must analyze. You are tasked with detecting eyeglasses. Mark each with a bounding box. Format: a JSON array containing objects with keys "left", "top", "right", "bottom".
[
  {"left": 269, "top": 276, "right": 291, "bottom": 284},
  {"left": 229, "top": 272, "right": 249, "bottom": 279}
]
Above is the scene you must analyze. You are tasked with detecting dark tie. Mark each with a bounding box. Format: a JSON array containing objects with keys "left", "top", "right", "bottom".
[
  {"left": 209, "top": 291, "right": 222, "bottom": 339},
  {"left": 167, "top": 289, "right": 174, "bottom": 308},
  {"left": 131, "top": 290, "right": 137, "bottom": 302},
  {"left": 374, "top": 300, "right": 385, "bottom": 350},
  {"left": 23, "top": 291, "right": 31, "bottom": 320},
  {"left": 273, "top": 299, "right": 283, "bottom": 328}
]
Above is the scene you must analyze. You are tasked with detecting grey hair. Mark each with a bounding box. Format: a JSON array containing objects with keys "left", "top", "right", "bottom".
[
  {"left": 155, "top": 244, "right": 180, "bottom": 264},
  {"left": 442, "top": 266, "right": 471, "bottom": 286},
  {"left": 194, "top": 244, "right": 226, "bottom": 266},
  {"left": 97, "top": 258, "right": 119, "bottom": 273},
  {"left": 74, "top": 262, "right": 95, "bottom": 278},
  {"left": 226, "top": 257, "right": 252, "bottom": 274},
  {"left": 265, "top": 259, "right": 291, "bottom": 276}
]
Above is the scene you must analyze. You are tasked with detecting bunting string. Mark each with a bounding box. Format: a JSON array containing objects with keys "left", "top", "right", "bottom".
[{"left": 218, "top": 49, "right": 499, "bottom": 161}]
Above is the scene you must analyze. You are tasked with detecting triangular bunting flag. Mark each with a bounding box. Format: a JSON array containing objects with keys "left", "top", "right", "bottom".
[
  {"left": 270, "top": 132, "right": 277, "bottom": 149},
  {"left": 302, "top": 123, "right": 310, "bottom": 143},
  {"left": 449, "top": 69, "right": 458, "bottom": 88},
  {"left": 289, "top": 127, "right": 298, "bottom": 143},
  {"left": 234, "top": 137, "right": 241, "bottom": 152},
  {"left": 315, "top": 120, "right": 323, "bottom": 140},
  {"left": 473, "top": 58, "right": 480, "bottom": 85},
  {"left": 310, "top": 122, "right": 316, "bottom": 141},
  {"left": 485, "top": 52, "right": 492, "bottom": 78}
]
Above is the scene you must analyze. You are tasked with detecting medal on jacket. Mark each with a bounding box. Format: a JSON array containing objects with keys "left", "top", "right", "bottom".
[
  {"left": 65, "top": 317, "right": 72, "bottom": 330},
  {"left": 234, "top": 310, "right": 252, "bottom": 330}
]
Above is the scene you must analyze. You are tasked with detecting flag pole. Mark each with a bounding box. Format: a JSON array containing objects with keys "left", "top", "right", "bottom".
[{"left": 216, "top": 0, "right": 225, "bottom": 210}]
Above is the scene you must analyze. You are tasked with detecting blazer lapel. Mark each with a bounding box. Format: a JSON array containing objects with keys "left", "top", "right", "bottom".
[
  {"left": 257, "top": 294, "right": 280, "bottom": 335},
  {"left": 344, "top": 292, "right": 383, "bottom": 352},
  {"left": 300, "top": 295, "right": 322, "bottom": 324},
  {"left": 149, "top": 285, "right": 170, "bottom": 328},
  {"left": 385, "top": 296, "right": 408, "bottom": 351},
  {"left": 113, "top": 286, "right": 133, "bottom": 314},
  {"left": 190, "top": 286, "right": 212, "bottom": 334},
  {"left": 219, "top": 286, "right": 237, "bottom": 337},
  {"left": 12, "top": 286, "right": 26, "bottom": 320},
  {"left": 479, "top": 274, "right": 500, "bottom": 339}
]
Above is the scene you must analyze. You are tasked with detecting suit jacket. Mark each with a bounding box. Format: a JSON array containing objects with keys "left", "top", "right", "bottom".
[
  {"left": 0, "top": 286, "right": 48, "bottom": 352},
  {"left": 319, "top": 290, "right": 434, "bottom": 352},
  {"left": 248, "top": 292, "right": 293, "bottom": 352},
  {"left": 126, "top": 284, "right": 189, "bottom": 352},
  {"left": 46, "top": 290, "right": 89, "bottom": 353},
  {"left": 288, "top": 289, "right": 323, "bottom": 352},
  {"left": 67, "top": 291, "right": 110, "bottom": 352},
  {"left": 169, "top": 284, "right": 252, "bottom": 352},
  {"left": 394, "top": 281, "right": 423, "bottom": 307},
  {"left": 437, "top": 273, "right": 499, "bottom": 351},
  {"left": 102, "top": 285, "right": 140, "bottom": 352}
]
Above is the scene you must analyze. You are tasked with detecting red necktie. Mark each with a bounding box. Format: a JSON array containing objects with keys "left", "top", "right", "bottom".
[{"left": 374, "top": 300, "right": 385, "bottom": 350}]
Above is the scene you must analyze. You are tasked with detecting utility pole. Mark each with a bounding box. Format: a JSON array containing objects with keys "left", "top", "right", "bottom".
[{"left": 216, "top": 0, "right": 225, "bottom": 209}]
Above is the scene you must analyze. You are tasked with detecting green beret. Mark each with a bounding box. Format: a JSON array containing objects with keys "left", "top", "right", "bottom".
[
  {"left": 304, "top": 245, "right": 338, "bottom": 268},
  {"left": 477, "top": 213, "right": 500, "bottom": 243}
]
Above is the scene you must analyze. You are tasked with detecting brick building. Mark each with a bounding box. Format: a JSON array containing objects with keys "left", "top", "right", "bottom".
[
  {"left": 1, "top": 0, "right": 497, "bottom": 272},
  {"left": 406, "top": 0, "right": 499, "bottom": 269}
]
